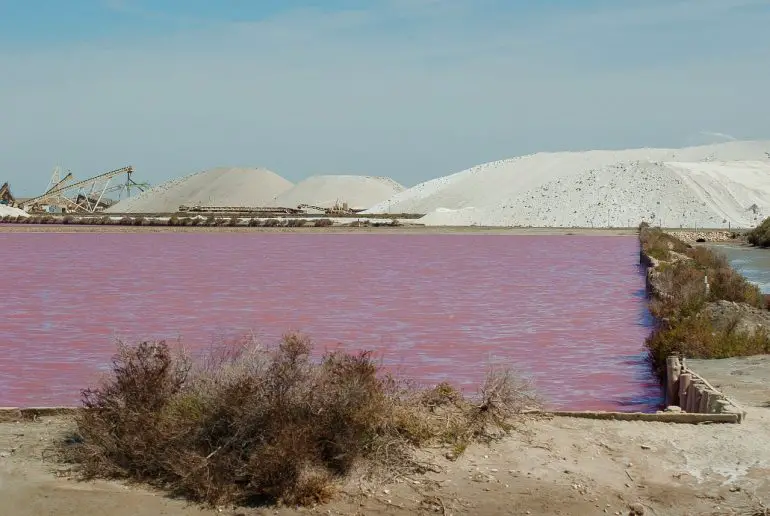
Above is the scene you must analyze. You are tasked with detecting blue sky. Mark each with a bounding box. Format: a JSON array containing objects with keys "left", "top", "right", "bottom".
[{"left": 2, "top": 0, "right": 769, "bottom": 195}]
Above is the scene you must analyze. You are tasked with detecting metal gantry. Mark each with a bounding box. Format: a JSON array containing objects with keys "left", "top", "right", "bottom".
[{"left": 20, "top": 166, "right": 139, "bottom": 213}]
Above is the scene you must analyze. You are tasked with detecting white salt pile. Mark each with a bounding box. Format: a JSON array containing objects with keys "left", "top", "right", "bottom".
[
  {"left": 364, "top": 141, "right": 770, "bottom": 228},
  {"left": 106, "top": 167, "right": 293, "bottom": 213},
  {"left": 0, "top": 205, "right": 29, "bottom": 218},
  {"left": 272, "top": 175, "right": 404, "bottom": 210}
]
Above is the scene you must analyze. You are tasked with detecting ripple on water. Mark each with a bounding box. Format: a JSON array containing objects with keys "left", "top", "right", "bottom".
[{"left": 0, "top": 233, "right": 662, "bottom": 411}]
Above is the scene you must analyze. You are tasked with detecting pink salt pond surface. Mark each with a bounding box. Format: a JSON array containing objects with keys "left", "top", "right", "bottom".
[{"left": 0, "top": 233, "right": 661, "bottom": 411}]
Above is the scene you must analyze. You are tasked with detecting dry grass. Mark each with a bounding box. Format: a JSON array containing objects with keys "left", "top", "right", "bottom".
[
  {"left": 641, "top": 227, "right": 769, "bottom": 373},
  {"left": 60, "top": 335, "right": 538, "bottom": 507}
]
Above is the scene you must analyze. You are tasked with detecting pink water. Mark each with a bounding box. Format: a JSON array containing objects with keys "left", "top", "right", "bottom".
[{"left": 0, "top": 233, "right": 661, "bottom": 411}]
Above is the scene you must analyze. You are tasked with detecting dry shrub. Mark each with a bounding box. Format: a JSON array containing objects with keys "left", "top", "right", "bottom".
[
  {"left": 686, "top": 246, "right": 728, "bottom": 269},
  {"left": 708, "top": 267, "right": 764, "bottom": 307},
  {"left": 314, "top": 218, "right": 333, "bottom": 228},
  {"left": 649, "top": 262, "right": 708, "bottom": 318},
  {"left": 646, "top": 315, "right": 770, "bottom": 376},
  {"left": 641, "top": 229, "right": 770, "bottom": 374},
  {"left": 639, "top": 227, "right": 690, "bottom": 261},
  {"left": 168, "top": 216, "right": 179, "bottom": 227},
  {"left": 61, "top": 335, "right": 537, "bottom": 507},
  {"left": 247, "top": 218, "right": 262, "bottom": 227},
  {"left": 264, "top": 218, "right": 280, "bottom": 227},
  {"left": 227, "top": 216, "right": 239, "bottom": 227}
]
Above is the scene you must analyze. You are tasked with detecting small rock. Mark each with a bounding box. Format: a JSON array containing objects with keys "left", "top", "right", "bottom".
[
  {"left": 729, "top": 486, "right": 741, "bottom": 492},
  {"left": 383, "top": 489, "right": 390, "bottom": 495},
  {"left": 628, "top": 502, "right": 646, "bottom": 515},
  {"left": 640, "top": 444, "right": 652, "bottom": 450}
]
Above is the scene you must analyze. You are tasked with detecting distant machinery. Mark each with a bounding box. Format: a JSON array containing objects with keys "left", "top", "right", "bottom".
[
  {"left": 19, "top": 165, "right": 147, "bottom": 214},
  {"left": 0, "top": 182, "right": 14, "bottom": 205},
  {"left": 297, "top": 201, "right": 363, "bottom": 215}
]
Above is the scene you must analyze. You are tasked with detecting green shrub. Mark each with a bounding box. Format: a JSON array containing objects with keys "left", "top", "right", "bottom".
[
  {"left": 747, "top": 217, "right": 770, "bottom": 247},
  {"left": 646, "top": 315, "right": 770, "bottom": 376}
]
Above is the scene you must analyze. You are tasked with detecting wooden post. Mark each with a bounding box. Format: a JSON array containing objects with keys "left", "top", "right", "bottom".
[
  {"left": 666, "top": 356, "right": 681, "bottom": 406},
  {"left": 698, "top": 389, "right": 712, "bottom": 413},
  {"left": 678, "top": 373, "right": 692, "bottom": 411},
  {"left": 686, "top": 382, "right": 699, "bottom": 413},
  {"left": 691, "top": 384, "right": 704, "bottom": 413},
  {"left": 706, "top": 393, "right": 723, "bottom": 414},
  {"left": 715, "top": 400, "right": 731, "bottom": 414}
]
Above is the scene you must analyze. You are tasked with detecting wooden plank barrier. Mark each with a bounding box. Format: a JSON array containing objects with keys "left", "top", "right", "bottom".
[{"left": 665, "top": 356, "right": 746, "bottom": 423}]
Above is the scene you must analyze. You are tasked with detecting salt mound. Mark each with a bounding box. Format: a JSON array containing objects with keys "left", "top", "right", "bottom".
[
  {"left": 365, "top": 141, "right": 770, "bottom": 215},
  {"left": 0, "top": 205, "right": 29, "bottom": 218},
  {"left": 106, "top": 167, "right": 293, "bottom": 213},
  {"left": 272, "top": 175, "right": 404, "bottom": 210},
  {"left": 417, "top": 160, "right": 770, "bottom": 228}
]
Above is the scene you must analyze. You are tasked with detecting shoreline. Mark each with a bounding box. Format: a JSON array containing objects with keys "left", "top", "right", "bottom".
[{"left": 0, "top": 224, "right": 646, "bottom": 235}]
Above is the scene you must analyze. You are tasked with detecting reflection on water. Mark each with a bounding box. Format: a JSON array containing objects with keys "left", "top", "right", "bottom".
[{"left": 0, "top": 233, "right": 661, "bottom": 411}]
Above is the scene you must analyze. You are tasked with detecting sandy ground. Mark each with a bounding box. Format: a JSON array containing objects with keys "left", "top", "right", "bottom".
[{"left": 3, "top": 357, "right": 770, "bottom": 515}]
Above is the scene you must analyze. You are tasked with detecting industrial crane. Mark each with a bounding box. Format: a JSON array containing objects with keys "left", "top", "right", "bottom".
[
  {"left": 0, "top": 182, "right": 14, "bottom": 205},
  {"left": 19, "top": 166, "right": 137, "bottom": 214}
]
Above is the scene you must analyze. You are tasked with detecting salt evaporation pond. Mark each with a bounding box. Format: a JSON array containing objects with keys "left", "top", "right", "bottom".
[{"left": 0, "top": 233, "right": 661, "bottom": 410}]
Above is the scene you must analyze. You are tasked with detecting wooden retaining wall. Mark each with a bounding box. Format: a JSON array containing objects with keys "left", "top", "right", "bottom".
[{"left": 665, "top": 356, "right": 746, "bottom": 423}]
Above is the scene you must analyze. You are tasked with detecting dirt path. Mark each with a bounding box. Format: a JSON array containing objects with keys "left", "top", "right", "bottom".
[{"left": 4, "top": 355, "right": 770, "bottom": 516}]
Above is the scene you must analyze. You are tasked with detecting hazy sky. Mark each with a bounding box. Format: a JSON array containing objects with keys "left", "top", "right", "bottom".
[{"left": 2, "top": 0, "right": 769, "bottom": 195}]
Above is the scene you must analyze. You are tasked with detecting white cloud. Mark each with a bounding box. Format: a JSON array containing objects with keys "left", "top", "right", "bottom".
[{"left": 1, "top": 1, "right": 769, "bottom": 195}]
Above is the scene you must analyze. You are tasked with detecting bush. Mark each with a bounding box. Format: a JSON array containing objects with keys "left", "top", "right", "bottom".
[
  {"left": 747, "top": 217, "right": 770, "bottom": 247},
  {"left": 264, "top": 218, "right": 280, "bottom": 227},
  {"left": 61, "top": 336, "right": 538, "bottom": 507},
  {"left": 62, "top": 215, "right": 74, "bottom": 224},
  {"left": 314, "top": 218, "right": 333, "bottom": 228},
  {"left": 247, "top": 218, "right": 262, "bottom": 227},
  {"left": 646, "top": 315, "right": 770, "bottom": 376},
  {"left": 639, "top": 227, "right": 690, "bottom": 261},
  {"left": 168, "top": 216, "right": 179, "bottom": 227},
  {"left": 641, "top": 228, "right": 769, "bottom": 373}
]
